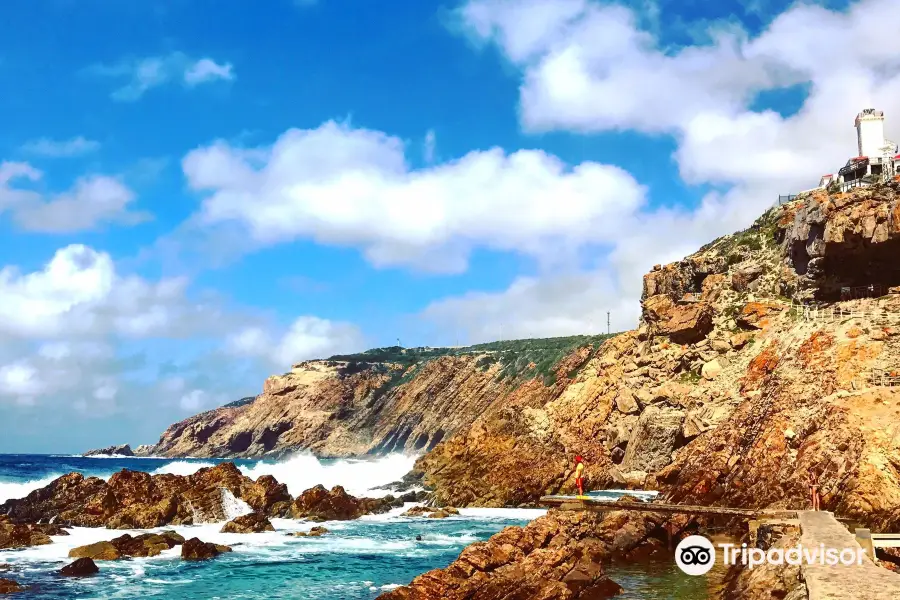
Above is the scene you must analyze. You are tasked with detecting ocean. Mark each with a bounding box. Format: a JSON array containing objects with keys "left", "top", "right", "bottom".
[{"left": 0, "top": 454, "right": 719, "bottom": 599}]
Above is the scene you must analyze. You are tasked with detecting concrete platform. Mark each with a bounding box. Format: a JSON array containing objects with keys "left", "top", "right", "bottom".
[{"left": 799, "top": 511, "right": 900, "bottom": 600}]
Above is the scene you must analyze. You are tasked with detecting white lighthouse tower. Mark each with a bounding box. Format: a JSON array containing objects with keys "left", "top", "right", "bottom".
[{"left": 856, "top": 108, "right": 890, "bottom": 158}]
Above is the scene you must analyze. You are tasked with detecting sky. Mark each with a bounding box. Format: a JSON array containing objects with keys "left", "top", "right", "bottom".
[{"left": 2, "top": 0, "right": 899, "bottom": 453}]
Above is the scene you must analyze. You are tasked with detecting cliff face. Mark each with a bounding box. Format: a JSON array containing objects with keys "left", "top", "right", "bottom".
[
  {"left": 155, "top": 182, "right": 900, "bottom": 524},
  {"left": 152, "top": 341, "right": 606, "bottom": 459},
  {"left": 419, "top": 182, "right": 900, "bottom": 514}
]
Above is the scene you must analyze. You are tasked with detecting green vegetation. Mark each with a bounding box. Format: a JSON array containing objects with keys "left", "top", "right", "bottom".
[
  {"left": 679, "top": 370, "right": 702, "bottom": 384},
  {"left": 222, "top": 396, "right": 256, "bottom": 409},
  {"left": 327, "top": 334, "right": 616, "bottom": 388}
]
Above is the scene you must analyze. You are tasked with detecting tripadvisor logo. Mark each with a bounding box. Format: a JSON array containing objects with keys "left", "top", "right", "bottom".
[
  {"left": 675, "top": 535, "right": 716, "bottom": 576},
  {"left": 675, "top": 534, "right": 868, "bottom": 576}
]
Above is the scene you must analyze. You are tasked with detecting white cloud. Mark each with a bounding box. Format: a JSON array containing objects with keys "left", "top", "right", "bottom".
[
  {"left": 179, "top": 389, "right": 207, "bottom": 411},
  {"left": 184, "top": 58, "right": 235, "bottom": 86},
  {"left": 20, "top": 136, "right": 101, "bottom": 158},
  {"left": 423, "top": 0, "right": 900, "bottom": 337},
  {"left": 89, "top": 52, "right": 235, "bottom": 101},
  {"left": 423, "top": 268, "right": 639, "bottom": 343},
  {"left": 182, "top": 120, "right": 646, "bottom": 273},
  {"left": 227, "top": 316, "right": 366, "bottom": 368},
  {"left": 0, "top": 162, "right": 148, "bottom": 232},
  {"left": 0, "top": 244, "right": 222, "bottom": 340}
]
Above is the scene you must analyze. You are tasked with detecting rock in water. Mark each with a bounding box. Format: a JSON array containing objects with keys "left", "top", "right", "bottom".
[
  {"left": 0, "top": 578, "right": 23, "bottom": 593},
  {"left": 59, "top": 558, "right": 99, "bottom": 577},
  {"left": 293, "top": 526, "right": 329, "bottom": 537},
  {"left": 83, "top": 444, "right": 134, "bottom": 457},
  {"left": 68, "top": 541, "right": 121, "bottom": 561},
  {"left": 220, "top": 512, "right": 275, "bottom": 534},
  {"left": 378, "top": 509, "right": 672, "bottom": 600},
  {"left": 0, "top": 462, "right": 292, "bottom": 529},
  {"left": 69, "top": 531, "right": 185, "bottom": 561},
  {"left": 401, "top": 506, "right": 459, "bottom": 519},
  {"left": 0, "top": 516, "right": 58, "bottom": 550},
  {"left": 181, "top": 537, "right": 232, "bottom": 560},
  {"left": 290, "top": 485, "right": 401, "bottom": 521}
]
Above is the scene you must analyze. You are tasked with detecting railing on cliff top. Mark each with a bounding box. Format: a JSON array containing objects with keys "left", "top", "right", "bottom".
[{"left": 793, "top": 300, "right": 900, "bottom": 324}]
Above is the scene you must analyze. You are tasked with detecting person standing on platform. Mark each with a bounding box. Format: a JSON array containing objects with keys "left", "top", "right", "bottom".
[{"left": 574, "top": 455, "right": 585, "bottom": 496}]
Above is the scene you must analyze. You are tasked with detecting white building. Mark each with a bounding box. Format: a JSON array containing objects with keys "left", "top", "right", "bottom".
[
  {"left": 820, "top": 108, "right": 900, "bottom": 190},
  {"left": 856, "top": 108, "right": 895, "bottom": 158}
]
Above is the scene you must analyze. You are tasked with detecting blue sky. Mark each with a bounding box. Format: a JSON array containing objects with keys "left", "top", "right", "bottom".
[{"left": 1, "top": 0, "right": 895, "bottom": 452}]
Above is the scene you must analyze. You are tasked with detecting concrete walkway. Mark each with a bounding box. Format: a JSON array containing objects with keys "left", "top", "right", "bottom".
[{"left": 799, "top": 511, "right": 900, "bottom": 600}]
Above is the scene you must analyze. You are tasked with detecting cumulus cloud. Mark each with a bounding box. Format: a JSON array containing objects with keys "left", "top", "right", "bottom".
[
  {"left": 0, "top": 244, "right": 220, "bottom": 339},
  {"left": 423, "top": 268, "right": 639, "bottom": 342},
  {"left": 0, "top": 162, "right": 148, "bottom": 232},
  {"left": 418, "top": 0, "right": 900, "bottom": 338},
  {"left": 88, "top": 52, "right": 235, "bottom": 101},
  {"left": 20, "top": 136, "right": 101, "bottom": 157},
  {"left": 227, "top": 315, "right": 366, "bottom": 368},
  {"left": 181, "top": 120, "right": 646, "bottom": 273}
]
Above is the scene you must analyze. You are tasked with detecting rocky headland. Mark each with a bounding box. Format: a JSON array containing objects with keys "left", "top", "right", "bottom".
[{"left": 59, "top": 182, "right": 900, "bottom": 597}]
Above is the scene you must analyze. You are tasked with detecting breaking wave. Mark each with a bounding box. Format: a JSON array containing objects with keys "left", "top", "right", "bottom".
[
  {"left": 239, "top": 453, "right": 417, "bottom": 497},
  {"left": 0, "top": 475, "right": 62, "bottom": 504},
  {"left": 151, "top": 461, "right": 218, "bottom": 476}
]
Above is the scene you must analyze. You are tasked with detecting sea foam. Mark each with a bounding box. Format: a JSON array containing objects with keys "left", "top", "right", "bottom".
[
  {"left": 238, "top": 452, "right": 417, "bottom": 497},
  {"left": 0, "top": 475, "right": 62, "bottom": 504}
]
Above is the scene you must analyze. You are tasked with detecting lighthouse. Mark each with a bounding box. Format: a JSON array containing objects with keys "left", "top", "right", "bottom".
[{"left": 855, "top": 108, "right": 893, "bottom": 158}]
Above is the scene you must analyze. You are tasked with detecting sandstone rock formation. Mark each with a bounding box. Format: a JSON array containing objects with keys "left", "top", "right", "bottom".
[
  {"left": 290, "top": 485, "right": 402, "bottom": 521},
  {"left": 378, "top": 508, "right": 673, "bottom": 600},
  {"left": 142, "top": 182, "right": 900, "bottom": 541},
  {"left": 221, "top": 512, "right": 275, "bottom": 533},
  {"left": 0, "top": 463, "right": 288, "bottom": 529},
  {"left": 0, "top": 515, "right": 66, "bottom": 549},
  {"left": 181, "top": 537, "right": 232, "bottom": 560},
  {"left": 59, "top": 558, "right": 99, "bottom": 577},
  {"left": 69, "top": 531, "right": 186, "bottom": 560}
]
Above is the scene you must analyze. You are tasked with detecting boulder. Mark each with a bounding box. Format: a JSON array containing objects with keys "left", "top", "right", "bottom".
[
  {"left": 620, "top": 406, "right": 684, "bottom": 473},
  {"left": 59, "top": 558, "right": 99, "bottom": 577},
  {"left": 290, "top": 485, "right": 401, "bottom": 521},
  {"left": 0, "top": 516, "right": 61, "bottom": 550},
  {"left": 220, "top": 512, "right": 275, "bottom": 534},
  {"left": 614, "top": 388, "right": 639, "bottom": 414},
  {"left": 642, "top": 295, "right": 714, "bottom": 343},
  {"left": 736, "top": 302, "right": 784, "bottom": 330},
  {"left": 402, "top": 506, "right": 460, "bottom": 519},
  {"left": 106, "top": 532, "right": 182, "bottom": 557},
  {"left": 730, "top": 332, "right": 755, "bottom": 349},
  {"left": 731, "top": 264, "right": 763, "bottom": 292},
  {"left": 293, "top": 526, "right": 329, "bottom": 537},
  {"left": 68, "top": 541, "right": 120, "bottom": 561},
  {"left": 181, "top": 537, "right": 232, "bottom": 561},
  {"left": 0, "top": 578, "right": 23, "bottom": 594},
  {"left": 701, "top": 359, "right": 723, "bottom": 380}
]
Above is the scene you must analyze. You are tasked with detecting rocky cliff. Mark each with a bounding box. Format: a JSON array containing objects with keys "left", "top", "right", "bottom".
[
  {"left": 148, "top": 339, "right": 608, "bottom": 459},
  {"left": 152, "top": 183, "right": 900, "bottom": 523}
]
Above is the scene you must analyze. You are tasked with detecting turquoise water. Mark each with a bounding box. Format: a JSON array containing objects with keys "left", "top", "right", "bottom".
[
  {"left": 0, "top": 454, "right": 715, "bottom": 599},
  {"left": 0, "top": 454, "right": 544, "bottom": 599}
]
